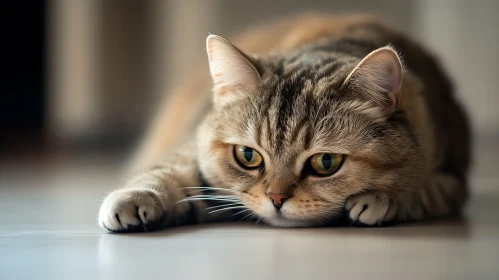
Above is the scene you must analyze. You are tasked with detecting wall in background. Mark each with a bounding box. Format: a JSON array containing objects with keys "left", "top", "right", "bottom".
[
  {"left": 415, "top": 0, "right": 499, "bottom": 134},
  {"left": 48, "top": 0, "right": 498, "bottom": 150}
]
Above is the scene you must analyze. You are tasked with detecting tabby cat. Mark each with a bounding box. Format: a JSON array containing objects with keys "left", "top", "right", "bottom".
[{"left": 98, "top": 14, "right": 470, "bottom": 231}]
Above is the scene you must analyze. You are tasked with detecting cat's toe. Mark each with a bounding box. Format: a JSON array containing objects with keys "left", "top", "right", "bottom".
[
  {"left": 98, "top": 188, "right": 167, "bottom": 232},
  {"left": 345, "top": 193, "right": 392, "bottom": 226}
]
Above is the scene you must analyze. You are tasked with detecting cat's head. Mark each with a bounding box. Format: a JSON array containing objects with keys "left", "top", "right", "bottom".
[{"left": 197, "top": 34, "right": 422, "bottom": 227}]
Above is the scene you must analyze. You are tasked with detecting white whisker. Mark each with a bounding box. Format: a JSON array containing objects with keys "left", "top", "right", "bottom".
[
  {"left": 183, "top": 194, "right": 239, "bottom": 199},
  {"left": 175, "top": 197, "right": 239, "bottom": 204},
  {"left": 181, "top": 187, "right": 241, "bottom": 193},
  {"left": 232, "top": 209, "right": 252, "bottom": 216},
  {"left": 206, "top": 203, "right": 243, "bottom": 210},
  {"left": 180, "top": 197, "right": 239, "bottom": 203},
  {"left": 313, "top": 216, "right": 325, "bottom": 227},
  {"left": 239, "top": 212, "right": 256, "bottom": 222},
  {"left": 208, "top": 206, "right": 248, "bottom": 214}
]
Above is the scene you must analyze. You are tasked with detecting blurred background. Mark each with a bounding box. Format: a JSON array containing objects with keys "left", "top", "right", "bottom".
[{"left": 2, "top": 0, "right": 498, "bottom": 165}]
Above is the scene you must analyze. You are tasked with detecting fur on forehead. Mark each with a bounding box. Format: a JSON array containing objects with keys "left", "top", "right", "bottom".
[{"left": 211, "top": 86, "right": 381, "bottom": 156}]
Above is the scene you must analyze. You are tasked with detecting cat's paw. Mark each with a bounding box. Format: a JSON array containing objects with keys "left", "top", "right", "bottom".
[
  {"left": 345, "top": 193, "right": 398, "bottom": 226},
  {"left": 98, "top": 188, "right": 167, "bottom": 232}
]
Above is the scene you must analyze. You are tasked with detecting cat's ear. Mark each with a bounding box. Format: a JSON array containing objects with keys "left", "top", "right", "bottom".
[
  {"left": 206, "top": 34, "right": 261, "bottom": 107},
  {"left": 342, "top": 46, "right": 403, "bottom": 114}
]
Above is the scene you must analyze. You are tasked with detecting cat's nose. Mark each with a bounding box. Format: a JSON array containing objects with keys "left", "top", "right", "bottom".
[{"left": 266, "top": 193, "right": 290, "bottom": 209}]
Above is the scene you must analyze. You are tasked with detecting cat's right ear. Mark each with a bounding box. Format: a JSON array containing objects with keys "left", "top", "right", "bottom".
[
  {"left": 341, "top": 46, "right": 403, "bottom": 115},
  {"left": 206, "top": 34, "right": 261, "bottom": 107}
]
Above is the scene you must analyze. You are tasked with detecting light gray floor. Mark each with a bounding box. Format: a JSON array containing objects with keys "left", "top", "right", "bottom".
[{"left": 1, "top": 136, "right": 498, "bottom": 280}]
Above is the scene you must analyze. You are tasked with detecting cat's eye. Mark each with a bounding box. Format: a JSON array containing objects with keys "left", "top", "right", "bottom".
[
  {"left": 309, "top": 153, "right": 344, "bottom": 176},
  {"left": 234, "top": 145, "right": 263, "bottom": 169}
]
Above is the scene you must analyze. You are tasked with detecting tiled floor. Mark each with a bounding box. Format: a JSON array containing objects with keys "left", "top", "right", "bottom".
[{"left": 1, "top": 136, "right": 498, "bottom": 280}]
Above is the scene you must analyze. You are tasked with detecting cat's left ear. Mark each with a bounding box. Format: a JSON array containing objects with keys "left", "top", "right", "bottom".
[
  {"left": 342, "top": 46, "right": 403, "bottom": 114},
  {"left": 206, "top": 34, "right": 261, "bottom": 107}
]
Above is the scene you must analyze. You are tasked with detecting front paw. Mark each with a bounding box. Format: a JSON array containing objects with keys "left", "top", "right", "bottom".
[
  {"left": 345, "top": 193, "right": 398, "bottom": 226},
  {"left": 98, "top": 188, "right": 167, "bottom": 232}
]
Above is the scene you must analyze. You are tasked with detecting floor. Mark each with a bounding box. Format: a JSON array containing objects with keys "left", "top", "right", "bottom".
[{"left": 1, "top": 136, "right": 498, "bottom": 280}]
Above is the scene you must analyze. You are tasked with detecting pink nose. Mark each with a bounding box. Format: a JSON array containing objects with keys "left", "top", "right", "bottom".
[{"left": 266, "top": 193, "right": 290, "bottom": 209}]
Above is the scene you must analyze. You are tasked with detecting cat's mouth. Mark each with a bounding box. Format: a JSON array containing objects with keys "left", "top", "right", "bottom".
[{"left": 244, "top": 198, "right": 335, "bottom": 227}]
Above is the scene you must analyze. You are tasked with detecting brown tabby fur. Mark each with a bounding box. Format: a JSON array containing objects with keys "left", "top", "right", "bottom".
[{"left": 98, "top": 14, "right": 470, "bottom": 231}]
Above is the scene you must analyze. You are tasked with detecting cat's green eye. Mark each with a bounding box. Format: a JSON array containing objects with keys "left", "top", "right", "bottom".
[
  {"left": 234, "top": 145, "right": 263, "bottom": 169},
  {"left": 310, "top": 153, "right": 344, "bottom": 176}
]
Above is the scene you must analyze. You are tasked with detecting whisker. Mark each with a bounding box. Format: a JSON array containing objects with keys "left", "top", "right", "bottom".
[
  {"left": 239, "top": 212, "right": 257, "bottom": 222},
  {"left": 180, "top": 194, "right": 240, "bottom": 200},
  {"left": 181, "top": 187, "right": 241, "bottom": 193},
  {"left": 175, "top": 196, "right": 239, "bottom": 204},
  {"left": 206, "top": 203, "right": 243, "bottom": 210},
  {"left": 208, "top": 206, "right": 248, "bottom": 214},
  {"left": 313, "top": 217, "right": 325, "bottom": 227},
  {"left": 178, "top": 197, "right": 239, "bottom": 203},
  {"left": 232, "top": 209, "right": 252, "bottom": 216},
  {"left": 181, "top": 194, "right": 239, "bottom": 200}
]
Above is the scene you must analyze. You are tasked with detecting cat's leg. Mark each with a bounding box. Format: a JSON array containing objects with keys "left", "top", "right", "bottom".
[
  {"left": 98, "top": 165, "right": 196, "bottom": 232},
  {"left": 98, "top": 146, "right": 219, "bottom": 232},
  {"left": 402, "top": 173, "right": 467, "bottom": 221},
  {"left": 345, "top": 173, "right": 467, "bottom": 226}
]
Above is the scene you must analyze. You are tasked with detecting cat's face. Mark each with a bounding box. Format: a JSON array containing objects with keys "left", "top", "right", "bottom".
[{"left": 197, "top": 35, "right": 419, "bottom": 227}]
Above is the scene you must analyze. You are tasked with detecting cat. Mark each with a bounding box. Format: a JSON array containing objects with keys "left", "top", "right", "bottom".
[{"left": 98, "top": 14, "right": 470, "bottom": 231}]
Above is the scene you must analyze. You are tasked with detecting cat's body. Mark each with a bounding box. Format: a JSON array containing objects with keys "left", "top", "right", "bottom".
[{"left": 99, "top": 14, "right": 470, "bottom": 231}]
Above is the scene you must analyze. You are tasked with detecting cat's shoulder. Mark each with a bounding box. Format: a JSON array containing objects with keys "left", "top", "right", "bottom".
[{"left": 231, "top": 13, "right": 396, "bottom": 54}]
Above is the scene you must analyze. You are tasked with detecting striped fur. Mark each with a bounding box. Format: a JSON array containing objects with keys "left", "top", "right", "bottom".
[{"left": 98, "top": 14, "right": 470, "bottom": 231}]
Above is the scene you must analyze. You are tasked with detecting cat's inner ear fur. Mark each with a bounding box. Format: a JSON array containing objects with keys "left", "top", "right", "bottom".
[
  {"left": 342, "top": 46, "right": 403, "bottom": 114},
  {"left": 206, "top": 34, "right": 261, "bottom": 107}
]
